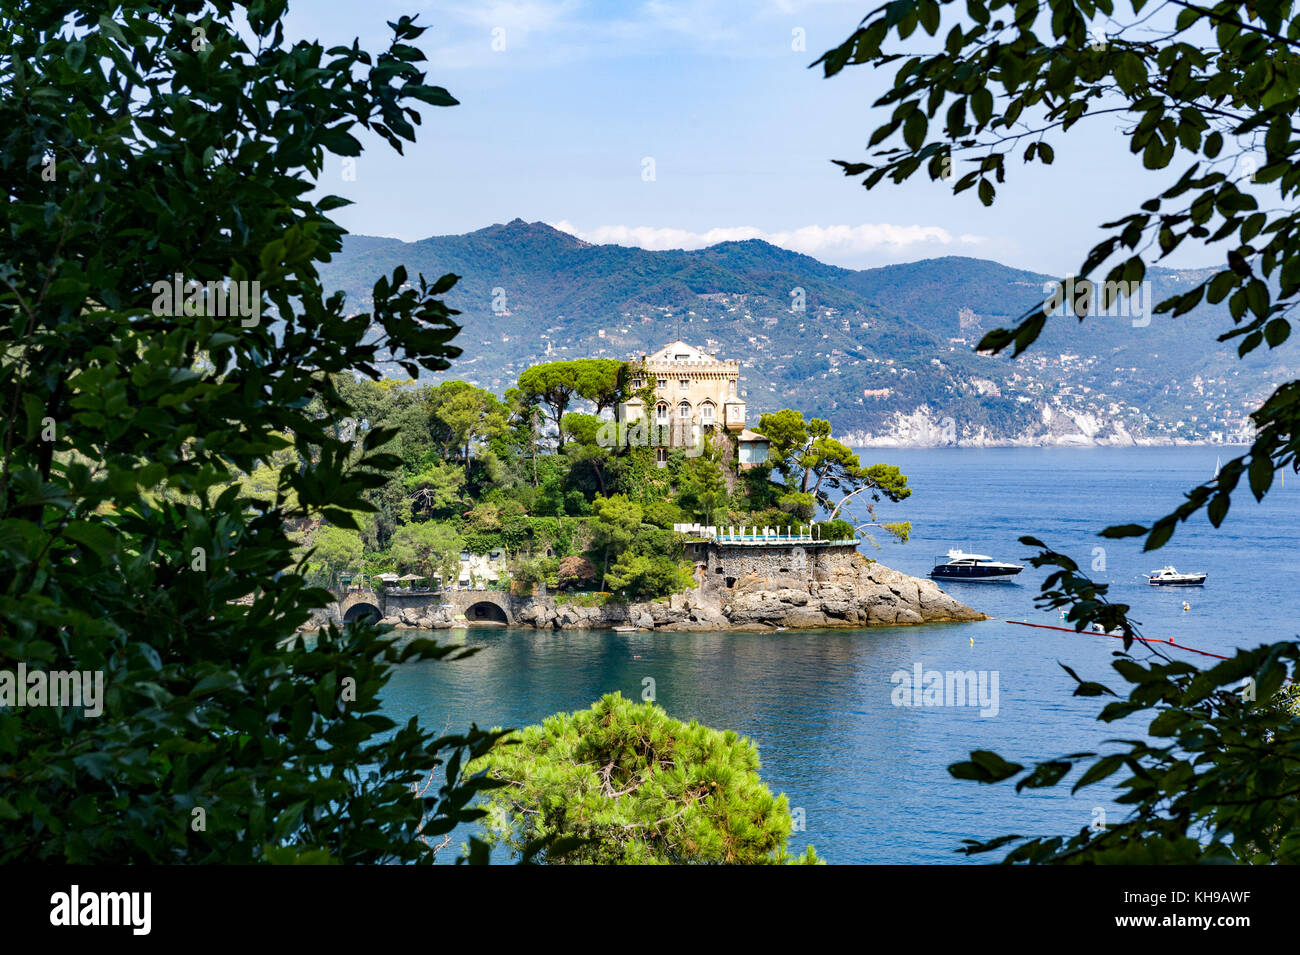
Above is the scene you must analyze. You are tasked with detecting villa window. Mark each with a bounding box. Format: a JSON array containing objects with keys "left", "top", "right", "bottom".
[
  {"left": 656, "top": 402, "right": 668, "bottom": 421},
  {"left": 679, "top": 378, "right": 689, "bottom": 389},
  {"left": 657, "top": 378, "right": 667, "bottom": 388},
  {"left": 678, "top": 401, "right": 691, "bottom": 418},
  {"left": 701, "top": 402, "right": 714, "bottom": 423}
]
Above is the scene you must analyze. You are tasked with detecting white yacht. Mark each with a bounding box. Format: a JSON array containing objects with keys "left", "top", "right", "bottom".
[
  {"left": 929, "top": 549, "right": 1024, "bottom": 583},
  {"left": 1144, "top": 566, "right": 1207, "bottom": 587}
]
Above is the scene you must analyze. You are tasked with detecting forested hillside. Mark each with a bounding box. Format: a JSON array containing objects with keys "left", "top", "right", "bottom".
[{"left": 320, "top": 220, "right": 1295, "bottom": 444}]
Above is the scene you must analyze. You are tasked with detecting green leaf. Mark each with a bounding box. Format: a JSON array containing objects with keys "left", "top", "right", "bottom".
[
  {"left": 949, "top": 750, "right": 1024, "bottom": 783},
  {"left": 1114, "top": 53, "right": 1146, "bottom": 92},
  {"left": 63, "top": 521, "right": 117, "bottom": 559},
  {"left": 319, "top": 126, "right": 363, "bottom": 156},
  {"left": 405, "top": 85, "right": 459, "bottom": 107}
]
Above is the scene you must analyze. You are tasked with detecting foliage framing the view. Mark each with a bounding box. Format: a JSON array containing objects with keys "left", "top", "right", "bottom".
[
  {"left": 819, "top": 0, "right": 1300, "bottom": 861},
  {"left": 468, "top": 693, "right": 820, "bottom": 865},
  {"left": 0, "top": 1, "right": 507, "bottom": 863}
]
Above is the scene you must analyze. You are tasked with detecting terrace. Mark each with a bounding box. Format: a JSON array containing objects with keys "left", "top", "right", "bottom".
[{"left": 671, "top": 524, "right": 858, "bottom": 546}]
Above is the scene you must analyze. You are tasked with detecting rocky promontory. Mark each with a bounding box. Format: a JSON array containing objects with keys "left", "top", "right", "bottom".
[{"left": 358, "top": 553, "right": 983, "bottom": 633}]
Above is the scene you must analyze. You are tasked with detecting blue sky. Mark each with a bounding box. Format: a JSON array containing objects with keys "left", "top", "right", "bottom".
[{"left": 290, "top": 0, "right": 1203, "bottom": 275}]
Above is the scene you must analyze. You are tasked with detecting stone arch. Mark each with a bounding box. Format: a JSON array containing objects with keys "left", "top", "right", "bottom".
[
  {"left": 465, "top": 601, "right": 509, "bottom": 625},
  {"left": 343, "top": 601, "right": 381, "bottom": 624}
]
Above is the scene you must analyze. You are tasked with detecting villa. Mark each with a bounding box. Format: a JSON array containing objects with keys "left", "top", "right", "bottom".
[{"left": 621, "top": 340, "right": 769, "bottom": 467}]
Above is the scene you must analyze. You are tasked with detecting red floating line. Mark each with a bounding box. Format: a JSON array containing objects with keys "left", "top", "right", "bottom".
[{"left": 1000, "top": 619, "right": 1231, "bottom": 660}]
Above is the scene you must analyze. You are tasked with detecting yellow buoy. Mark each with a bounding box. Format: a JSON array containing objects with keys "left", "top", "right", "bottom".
[
  {"left": 970, "top": 637, "right": 974, "bottom": 647},
  {"left": 1183, "top": 602, "right": 1190, "bottom": 612}
]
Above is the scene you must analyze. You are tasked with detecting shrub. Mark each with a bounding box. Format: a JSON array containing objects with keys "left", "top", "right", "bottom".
[
  {"left": 556, "top": 555, "right": 597, "bottom": 591},
  {"left": 470, "top": 694, "right": 820, "bottom": 864}
]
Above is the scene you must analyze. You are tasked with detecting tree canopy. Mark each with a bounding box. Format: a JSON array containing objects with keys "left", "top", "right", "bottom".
[
  {"left": 0, "top": 1, "right": 504, "bottom": 863},
  {"left": 758, "top": 409, "right": 912, "bottom": 538},
  {"left": 469, "top": 693, "right": 820, "bottom": 864},
  {"left": 516, "top": 358, "right": 634, "bottom": 450}
]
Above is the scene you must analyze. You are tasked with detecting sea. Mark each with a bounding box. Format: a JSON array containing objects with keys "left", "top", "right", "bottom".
[{"left": 377, "top": 446, "right": 1300, "bottom": 864}]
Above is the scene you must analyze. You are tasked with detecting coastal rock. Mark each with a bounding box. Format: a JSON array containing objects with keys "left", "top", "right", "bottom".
[
  {"left": 328, "top": 555, "right": 983, "bottom": 633},
  {"left": 688, "top": 605, "right": 729, "bottom": 628}
]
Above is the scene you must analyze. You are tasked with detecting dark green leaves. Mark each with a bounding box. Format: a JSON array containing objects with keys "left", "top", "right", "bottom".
[
  {"left": 64, "top": 40, "right": 86, "bottom": 70},
  {"left": 319, "top": 126, "right": 363, "bottom": 156},
  {"left": 403, "top": 84, "right": 459, "bottom": 107},
  {"left": 903, "top": 108, "right": 927, "bottom": 150},
  {"left": 1113, "top": 52, "right": 1146, "bottom": 93},
  {"left": 949, "top": 749, "right": 1025, "bottom": 783},
  {"left": 468, "top": 694, "right": 820, "bottom": 864},
  {"left": 0, "top": 1, "right": 496, "bottom": 865},
  {"left": 1059, "top": 663, "right": 1115, "bottom": 698}
]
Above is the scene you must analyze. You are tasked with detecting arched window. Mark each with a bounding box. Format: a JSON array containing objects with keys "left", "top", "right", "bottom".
[
  {"left": 678, "top": 400, "right": 691, "bottom": 419},
  {"left": 700, "top": 401, "right": 715, "bottom": 423},
  {"left": 655, "top": 402, "right": 669, "bottom": 421}
]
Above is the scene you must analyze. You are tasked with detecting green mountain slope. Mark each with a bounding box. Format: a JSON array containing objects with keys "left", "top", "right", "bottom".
[{"left": 318, "top": 219, "right": 1294, "bottom": 445}]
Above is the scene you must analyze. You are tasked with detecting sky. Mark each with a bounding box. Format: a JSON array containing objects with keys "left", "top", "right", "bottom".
[{"left": 288, "top": 0, "right": 1209, "bottom": 275}]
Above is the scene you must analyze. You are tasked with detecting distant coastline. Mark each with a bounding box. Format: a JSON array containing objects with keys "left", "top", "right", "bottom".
[
  {"left": 841, "top": 407, "right": 1255, "bottom": 448},
  {"left": 848, "top": 436, "right": 1252, "bottom": 449}
]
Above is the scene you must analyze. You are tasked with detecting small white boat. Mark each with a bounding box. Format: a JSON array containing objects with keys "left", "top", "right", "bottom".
[
  {"left": 1144, "top": 566, "right": 1207, "bottom": 587},
  {"left": 613, "top": 625, "right": 638, "bottom": 633}
]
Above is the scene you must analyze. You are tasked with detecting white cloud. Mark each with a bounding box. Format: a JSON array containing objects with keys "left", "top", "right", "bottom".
[
  {"left": 436, "top": 0, "right": 578, "bottom": 33},
  {"left": 422, "top": 0, "right": 834, "bottom": 69},
  {"left": 549, "top": 221, "right": 987, "bottom": 258}
]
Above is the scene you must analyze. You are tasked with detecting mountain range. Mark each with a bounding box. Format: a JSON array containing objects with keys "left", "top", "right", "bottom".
[{"left": 317, "top": 219, "right": 1294, "bottom": 446}]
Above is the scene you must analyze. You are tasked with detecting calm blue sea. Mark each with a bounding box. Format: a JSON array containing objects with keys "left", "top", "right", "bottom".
[{"left": 379, "top": 447, "right": 1300, "bottom": 864}]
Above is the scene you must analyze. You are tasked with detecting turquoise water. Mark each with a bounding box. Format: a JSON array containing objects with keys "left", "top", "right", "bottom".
[{"left": 379, "top": 447, "right": 1300, "bottom": 863}]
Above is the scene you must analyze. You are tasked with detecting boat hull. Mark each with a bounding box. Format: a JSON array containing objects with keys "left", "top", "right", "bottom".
[
  {"left": 929, "top": 566, "right": 1023, "bottom": 582},
  {"left": 1146, "top": 577, "right": 1206, "bottom": 587}
]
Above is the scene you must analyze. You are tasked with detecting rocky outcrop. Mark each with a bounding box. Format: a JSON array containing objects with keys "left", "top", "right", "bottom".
[
  {"left": 367, "top": 554, "right": 982, "bottom": 633},
  {"left": 711, "top": 553, "right": 981, "bottom": 631}
]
